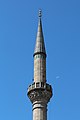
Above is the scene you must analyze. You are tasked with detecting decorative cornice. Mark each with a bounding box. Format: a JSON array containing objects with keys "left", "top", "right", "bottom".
[{"left": 28, "top": 88, "right": 52, "bottom": 103}]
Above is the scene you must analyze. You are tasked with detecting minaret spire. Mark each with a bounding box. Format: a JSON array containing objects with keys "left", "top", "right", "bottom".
[{"left": 34, "top": 9, "right": 46, "bottom": 57}]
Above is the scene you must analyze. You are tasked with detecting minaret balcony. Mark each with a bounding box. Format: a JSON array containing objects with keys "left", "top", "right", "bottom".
[
  {"left": 27, "top": 82, "right": 52, "bottom": 94},
  {"left": 27, "top": 82, "right": 52, "bottom": 103}
]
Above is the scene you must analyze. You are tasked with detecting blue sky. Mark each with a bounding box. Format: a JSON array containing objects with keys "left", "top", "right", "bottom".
[{"left": 0, "top": 0, "right": 80, "bottom": 120}]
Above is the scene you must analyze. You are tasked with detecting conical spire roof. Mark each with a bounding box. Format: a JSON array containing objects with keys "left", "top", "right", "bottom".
[{"left": 34, "top": 10, "right": 46, "bottom": 57}]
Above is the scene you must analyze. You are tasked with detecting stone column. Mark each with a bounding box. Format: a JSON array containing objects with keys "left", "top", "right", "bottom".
[
  {"left": 33, "top": 101, "right": 47, "bottom": 120},
  {"left": 34, "top": 54, "right": 46, "bottom": 83}
]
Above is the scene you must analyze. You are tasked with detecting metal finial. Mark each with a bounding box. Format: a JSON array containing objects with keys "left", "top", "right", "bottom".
[{"left": 39, "top": 9, "right": 42, "bottom": 18}]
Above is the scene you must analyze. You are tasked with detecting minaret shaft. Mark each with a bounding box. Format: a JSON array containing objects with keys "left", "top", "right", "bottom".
[
  {"left": 33, "top": 102, "right": 47, "bottom": 120},
  {"left": 34, "top": 54, "right": 46, "bottom": 83}
]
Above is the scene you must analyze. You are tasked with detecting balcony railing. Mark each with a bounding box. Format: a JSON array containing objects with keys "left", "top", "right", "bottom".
[{"left": 28, "top": 82, "right": 52, "bottom": 93}]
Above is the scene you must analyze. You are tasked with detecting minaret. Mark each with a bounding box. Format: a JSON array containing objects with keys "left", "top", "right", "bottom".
[{"left": 27, "top": 10, "right": 52, "bottom": 120}]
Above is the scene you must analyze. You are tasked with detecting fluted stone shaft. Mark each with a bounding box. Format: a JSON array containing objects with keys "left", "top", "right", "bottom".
[
  {"left": 33, "top": 101, "right": 47, "bottom": 120},
  {"left": 34, "top": 54, "right": 46, "bottom": 83}
]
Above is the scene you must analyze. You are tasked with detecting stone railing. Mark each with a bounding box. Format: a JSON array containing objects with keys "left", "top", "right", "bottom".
[{"left": 28, "top": 82, "right": 52, "bottom": 93}]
